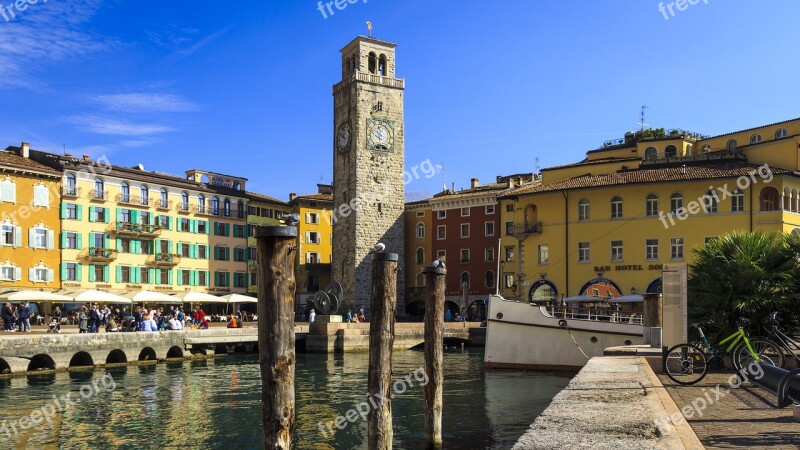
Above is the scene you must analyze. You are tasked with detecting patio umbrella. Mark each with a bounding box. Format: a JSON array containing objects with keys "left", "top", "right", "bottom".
[
  {"left": 563, "top": 295, "right": 603, "bottom": 303},
  {"left": 219, "top": 294, "right": 258, "bottom": 304},
  {"left": 122, "top": 290, "right": 181, "bottom": 304},
  {"left": 67, "top": 289, "right": 132, "bottom": 304},
  {"left": 609, "top": 295, "right": 644, "bottom": 303},
  {"left": 173, "top": 291, "right": 227, "bottom": 304},
  {"left": 0, "top": 290, "right": 72, "bottom": 302}
]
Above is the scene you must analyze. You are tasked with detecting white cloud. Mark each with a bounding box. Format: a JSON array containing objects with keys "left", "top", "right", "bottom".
[
  {"left": 94, "top": 93, "right": 202, "bottom": 113},
  {"left": 66, "top": 115, "right": 174, "bottom": 136}
]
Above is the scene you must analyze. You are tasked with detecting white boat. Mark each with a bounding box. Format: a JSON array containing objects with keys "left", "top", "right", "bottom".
[{"left": 484, "top": 295, "right": 645, "bottom": 371}]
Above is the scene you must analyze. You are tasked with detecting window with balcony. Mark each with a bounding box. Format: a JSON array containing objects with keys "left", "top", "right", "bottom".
[
  {"left": 64, "top": 173, "right": 76, "bottom": 196},
  {"left": 94, "top": 178, "right": 104, "bottom": 199},
  {"left": 140, "top": 211, "right": 150, "bottom": 225},
  {"left": 224, "top": 199, "right": 231, "bottom": 217},
  {"left": 212, "top": 197, "right": 220, "bottom": 215},
  {"left": 140, "top": 185, "right": 149, "bottom": 206},
  {"left": 181, "top": 192, "right": 189, "bottom": 211},
  {"left": 158, "top": 188, "right": 169, "bottom": 208},
  {"left": 197, "top": 194, "right": 205, "bottom": 213},
  {"left": 120, "top": 182, "right": 130, "bottom": 203}
]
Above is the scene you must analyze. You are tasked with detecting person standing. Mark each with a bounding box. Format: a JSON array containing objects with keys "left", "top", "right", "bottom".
[
  {"left": 1, "top": 302, "right": 13, "bottom": 332},
  {"left": 309, "top": 309, "right": 316, "bottom": 324},
  {"left": 51, "top": 306, "right": 62, "bottom": 333},
  {"left": 17, "top": 302, "right": 31, "bottom": 332},
  {"left": 78, "top": 306, "right": 88, "bottom": 333},
  {"left": 445, "top": 309, "right": 453, "bottom": 322}
]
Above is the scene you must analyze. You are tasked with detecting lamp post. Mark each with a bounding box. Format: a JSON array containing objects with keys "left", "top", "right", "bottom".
[
  {"left": 460, "top": 280, "right": 468, "bottom": 313},
  {"left": 499, "top": 260, "right": 506, "bottom": 294}
]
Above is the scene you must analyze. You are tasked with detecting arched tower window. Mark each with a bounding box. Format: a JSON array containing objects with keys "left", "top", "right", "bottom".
[
  {"left": 120, "top": 182, "right": 130, "bottom": 202},
  {"left": 378, "top": 54, "right": 387, "bottom": 76},
  {"left": 368, "top": 52, "right": 377, "bottom": 74},
  {"left": 416, "top": 248, "right": 424, "bottom": 264}
]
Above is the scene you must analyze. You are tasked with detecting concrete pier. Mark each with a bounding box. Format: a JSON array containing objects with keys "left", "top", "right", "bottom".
[{"left": 513, "top": 356, "right": 703, "bottom": 449}]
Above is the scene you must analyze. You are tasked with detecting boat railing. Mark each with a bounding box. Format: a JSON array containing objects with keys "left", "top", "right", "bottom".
[{"left": 542, "top": 305, "right": 643, "bottom": 325}]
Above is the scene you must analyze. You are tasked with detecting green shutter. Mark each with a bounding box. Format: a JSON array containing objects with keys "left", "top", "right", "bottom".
[
  {"left": 130, "top": 210, "right": 138, "bottom": 224},
  {"left": 149, "top": 268, "right": 156, "bottom": 284},
  {"left": 116, "top": 238, "right": 122, "bottom": 251},
  {"left": 76, "top": 233, "right": 83, "bottom": 250},
  {"left": 89, "top": 206, "right": 95, "bottom": 222},
  {"left": 60, "top": 263, "right": 67, "bottom": 280},
  {"left": 116, "top": 208, "right": 122, "bottom": 223},
  {"left": 103, "top": 265, "right": 109, "bottom": 282},
  {"left": 60, "top": 203, "right": 67, "bottom": 219},
  {"left": 205, "top": 220, "right": 210, "bottom": 234},
  {"left": 225, "top": 223, "right": 230, "bottom": 236},
  {"left": 104, "top": 209, "right": 110, "bottom": 224},
  {"left": 104, "top": 234, "right": 110, "bottom": 248},
  {"left": 60, "top": 232, "right": 66, "bottom": 249},
  {"left": 76, "top": 205, "right": 83, "bottom": 221},
  {"left": 115, "top": 266, "right": 122, "bottom": 283},
  {"left": 225, "top": 272, "right": 230, "bottom": 287},
  {"left": 76, "top": 264, "right": 82, "bottom": 282},
  {"left": 88, "top": 264, "right": 95, "bottom": 282},
  {"left": 225, "top": 247, "right": 230, "bottom": 261},
  {"left": 168, "top": 269, "right": 173, "bottom": 285}
]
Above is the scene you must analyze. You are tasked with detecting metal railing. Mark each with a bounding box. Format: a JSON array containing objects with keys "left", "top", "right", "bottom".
[
  {"left": 544, "top": 305, "right": 643, "bottom": 325},
  {"left": 507, "top": 222, "right": 543, "bottom": 236},
  {"left": 89, "top": 189, "right": 109, "bottom": 201}
]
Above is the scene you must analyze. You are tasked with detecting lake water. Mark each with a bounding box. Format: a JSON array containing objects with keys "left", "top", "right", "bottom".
[{"left": 0, "top": 349, "right": 572, "bottom": 449}]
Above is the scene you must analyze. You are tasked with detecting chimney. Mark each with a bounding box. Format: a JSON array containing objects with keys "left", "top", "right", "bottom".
[
  {"left": 289, "top": 193, "right": 297, "bottom": 202},
  {"left": 82, "top": 154, "right": 90, "bottom": 162},
  {"left": 470, "top": 178, "right": 479, "bottom": 188},
  {"left": 507, "top": 178, "right": 516, "bottom": 189},
  {"left": 20, "top": 142, "right": 30, "bottom": 158}
]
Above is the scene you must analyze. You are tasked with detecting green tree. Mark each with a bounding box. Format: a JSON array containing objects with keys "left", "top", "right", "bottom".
[{"left": 688, "top": 231, "right": 800, "bottom": 338}]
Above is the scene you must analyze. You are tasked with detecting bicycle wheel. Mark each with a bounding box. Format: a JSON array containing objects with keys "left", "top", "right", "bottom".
[
  {"left": 664, "top": 343, "right": 708, "bottom": 385},
  {"left": 733, "top": 338, "right": 784, "bottom": 370}
]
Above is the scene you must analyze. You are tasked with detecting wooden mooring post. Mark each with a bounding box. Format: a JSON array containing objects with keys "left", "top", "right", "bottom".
[
  {"left": 423, "top": 264, "right": 447, "bottom": 448},
  {"left": 367, "top": 251, "right": 398, "bottom": 450},
  {"left": 255, "top": 225, "right": 297, "bottom": 449}
]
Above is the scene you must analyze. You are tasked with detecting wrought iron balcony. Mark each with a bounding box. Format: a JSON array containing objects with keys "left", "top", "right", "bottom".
[
  {"left": 116, "top": 194, "right": 140, "bottom": 205},
  {"left": 507, "top": 222, "right": 543, "bottom": 236},
  {"left": 156, "top": 199, "right": 172, "bottom": 210},
  {"left": 61, "top": 186, "right": 80, "bottom": 198},
  {"left": 88, "top": 189, "right": 109, "bottom": 201},
  {"left": 149, "top": 253, "right": 181, "bottom": 266},
  {"left": 111, "top": 222, "right": 161, "bottom": 237},
  {"left": 85, "top": 247, "right": 117, "bottom": 261},
  {"left": 176, "top": 202, "right": 191, "bottom": 213}
]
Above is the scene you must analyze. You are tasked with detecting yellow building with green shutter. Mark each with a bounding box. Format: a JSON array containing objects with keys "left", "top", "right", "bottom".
[
  {"left": 499, "top": 117, "right": 800, "bottom": 303},
  {"left": 245, "top": 191, "right": 290, "bottom": 295},
  {"left": 290, "top": 184, "right": 333, "bottom": 313},
  {"left": 0, "top": 143, "right": 61, "bottom": 294}
]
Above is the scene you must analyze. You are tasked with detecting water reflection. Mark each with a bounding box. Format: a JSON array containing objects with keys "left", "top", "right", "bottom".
[{"left": 0, "top": 350, "right": 571, "bottom": 449}]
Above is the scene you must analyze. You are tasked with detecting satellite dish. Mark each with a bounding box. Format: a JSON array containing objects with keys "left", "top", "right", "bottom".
[{"left": 137, "top": 164, "right": 145, "bottom": 171}]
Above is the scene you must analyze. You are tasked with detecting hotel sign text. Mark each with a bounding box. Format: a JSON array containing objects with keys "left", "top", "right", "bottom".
[{"left": 595, "top": 264, "right": 664, "bottom": 272}]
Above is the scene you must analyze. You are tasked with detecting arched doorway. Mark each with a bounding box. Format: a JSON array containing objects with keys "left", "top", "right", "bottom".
[
  {"left": 647, "top": 278, "right": 663, "bottom": 295},
  {"left": 578, "top": 277, "right": 622, "bottom": 299},
  {"left": 528, "top": 280, "right": 558, "bottom": 303}
]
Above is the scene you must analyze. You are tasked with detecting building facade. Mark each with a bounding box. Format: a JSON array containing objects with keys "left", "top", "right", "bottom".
[
  {"left": 290, "top": 185, "right": 333, "bottom": 314},
  {"left": 0, "top": 144, "right": 61, "bottom": 293},
  {"left": 499, "top": 118, "right": 800, "bottom": 303},
  {"left": 332, "top": 36, "right": 406, "bottom": 313},
  {"left": 403, "top": 199, "right": 432, "bottom": 316},
  {"left": 245, "top": 192, "right": 290, "bottom": 295}
]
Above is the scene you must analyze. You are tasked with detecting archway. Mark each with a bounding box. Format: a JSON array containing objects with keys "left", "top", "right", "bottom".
[
  {"left": 166, "top": 346, "right": 184, "bottom": 359},
  {"left": 68, "top": 351, "right": 94, "bottom": 368},
  {"left": 27, "top": 354, "right": 56, "bottom": 372},
  {"left": 578, "top": 277, "right": 622, "bottom": 299},
  {"left": 405, "top": 301, "right": 424, "bottom": 318},
  {"left": 467, "top": 299, "right": 487, "bottom": 321},
  {"left": 106, "top": 349, "right": 128, "bottom": 364},
  {"left": 528, "top": 280, "right": 559, "bottom": 303},
  {"left": 138, "top": 347, "right": 157, "bottom": 361},
  {"left": 647, "top": 278, "right": 663, "bottom": 295},
  {"left": 0, "top": 358, "right": 10, "bottom": 375}
]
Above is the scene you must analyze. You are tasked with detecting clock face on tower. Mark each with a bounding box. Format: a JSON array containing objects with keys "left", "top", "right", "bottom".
[
  {"left": 366, "top": 118, "right": 395, "bottom": 152},
  {"left": 337, "top": 122, "right": 351, "bottom": 153}
]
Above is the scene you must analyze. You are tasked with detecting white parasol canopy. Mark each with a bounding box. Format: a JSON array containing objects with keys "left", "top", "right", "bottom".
[
  {"left": 66, "top": 289, "right": 132, "bottom": 304},
  {"left": 173, "top": 291, "right": 227, "bottom": 304},
  {"left": 219, "top": 293, "right": 258, "bottom": 304},
  {"left": 0, "top": 290, "right": 72, "bottom": 302},
  {"left": 608, "top": 295, "right": 644, "bottom": 303},
  {"left": 122, "top": 290, "right": 181, "bottom": 303}
]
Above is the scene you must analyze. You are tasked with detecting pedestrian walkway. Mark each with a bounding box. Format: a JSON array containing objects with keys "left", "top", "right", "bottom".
[{"left": 660, "top": 372, "right": 800, "bottom": 449}]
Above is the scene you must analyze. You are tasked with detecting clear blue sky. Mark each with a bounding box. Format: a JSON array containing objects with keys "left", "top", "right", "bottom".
[{"left": 1, "top": 0, "right": 798, "bottom": 200}]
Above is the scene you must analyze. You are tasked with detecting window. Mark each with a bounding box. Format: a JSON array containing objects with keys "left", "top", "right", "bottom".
[
  {"left": 0, "top": 224, "right": 15, "bottom": 246},
  {"left": 94, "top": 265, "right": 105, "bottom": 282},
  {"left": 646, "top": 194, "right": 659, "bottom": 217},
  {"left": 644, "top": 147, "right": 657, "bottom": 159},
  {"left": 505, "top": 247, "right": 514, "bottom": 261},
  {"left": 64, "top": 263, "right": 78, "bottom": 281},
  {"left": 460, "top": 223, "right": 470, "bottom": 238},
  {"left": 460, "top": 249, "right": 470, "bottom": 263},
  {"left": 179, "top": 218, "right": 190, "bottom": 232},
  {"left": 120, "top": 182, "right": 130, "bottom": 203},
  {"left": 306, "top": 252, "right": 320, "bottom": 264},
  {"left": 416, "top": 211, "right": 424, "bottom": 217},
  {"left": 212, "top": 197, "right": 220, "bottom": 215},
  {"left": 306, "top": 231, "right": 320, "bottom": 244},
  {"left": 141, "top": 240, "right": 152, "bottom": 255},
  {"left": 93, "top": 207, "right": 106, "bottom": 223},
  {"left": 179, "top": 243, "right": 191, "bottom": 257},
  {"left": 198, "top": 245, "right": 208, "bottom": 259},
  {"left": 437, "top": 210, "right": 446, "bottom": 219},
  {"left": 486, "top": 205, "right": 495, "bottom": 214},
  {"left": 198, "top": 271, "right": 206, "bottom": 286},
  {"left": 306, "top": 212, "right": 319, "bottom": 224},
  {"left": 65, "top": 204, "right": 77, "bottom": 219},
  {"left": 646, "top": 239, "right": 659, "bottom": 260},
  {"left": 0, "top": 264, "right": 18, "bottom": 281},
  {"left": 197, "top": 220, "right": 207, "bottom": 234},
  {"left": 485, "top": 271, "right": 495, "bottom": 289},
  {"left": 671, "top": 238, "right": 684, "bottom": 260},
  {"left": 703, "top": 190, "right": 719, "bottom": 213},
  {"left": 93, "top": 178, "right": 104, "bottom": 199},
  {"left": 726, "top": 139, "right": 737, "bottom": 152},
  {"left": 760, "top": 187, "right": 780, "bottom": 211},
  {"left": 670, "top": 193, "right": 683, "bottom": 213},
  {"left": 578, "top": 242, "right": 590, "bottom": 263},
  {"left": 416, "top": 223, "right": 424, "bottom": 239},
  {"left": 701, "top": 145, "right": 711, "bottom": 154},
  {"left": 234, "top": 272, "right": 247, "bottom": 288},
  {"left": 64, "top": 173, "right": 76, "bottom": 196},
  {"left": 215, "top": 246, "right": 230, "bottom": 261},
  {"left": 140, "top": 267, "right": 150, "bottom": 284},
  {"left": 776, "top": 128, "right": 788, "bottom": 139},
  {"left": 731, "top": 189, "right": 744, "bottom": 212},
  {"left": 119, "top": 238, "right": 131, "bottom": 253},
  {"left": 120, "top": 266, "right": 131, "bottom": 283},
  {"left": 158, "top": 189, "right": 168, "bottom": 208},
  {"left": 30, "top": 227, "right": 53, "bottom": 249},
  {"left": 233, "top": 224, "right": 246, "bottom": 238},
  {"left": 750, "top": 134, "right": 762, "bottom": 144},
  {"left": 485, "top": 247, "right": 494, "bottom": 262},
  {"left": 578, "top": 199, "right": 590, "bottom": 221},
  {"left": 505, "top": 204, "right": 513, "bottom": 213},
  {"left": 232, "top": 248, "right": 245, "bottom": 262},
  {"left": 159, "top": 215, "right": 170, "bottom": 229},
  {"left": 33, "top": 184, "right": 49, "bottom": 208},
  {"left": 437, "top": 225, "right": 446, "bottom": 240},
  {"left": 416, "top": 248, "right": 424, "bottom": 264},
  {"left": 538, "top": 245, "right": 549, "bottom": 264},
  {"left": 119, "top": 209, "right": 130, "bottom": 223},
  {"left": 197, "top": 194, "right": 205, "bottom": 213},
  {"left": 1, "top": 177, "right": 16, "bottom": 203},
  {"left": 64, "top": 232, "right": 78, "bottom": 249},
  {"left": 31, "top": 267, "right": 50, "bottom": 283},
  {"left": 504, "top": 274, "right": 514, "bottom": 289},
  {"left": 436, "top": 250, "right": 446, "bottom": 260},
  {"left": 460, "top": 272, "right": 470, "bottom": 289},
  {"left": 140, "top": 185, "right": 149, "bottom": 206},
  {"left": 248, "top": 247, "right": 257, "bottom": 261},
  {"left": 665, "top": 145, "right": 678, "bottom": 158},
  {"left": 461, "top": 207, "right": 470, "bottom": 217},
  {"left": 159, "top": 268, "right": 170, "bottom": 285},
  {"left": 611, "top": 196, "right": 623, "bottom": 219},
  {"left": 505, "top": 221, "right": 514, "bottom": 236},
  {"left": 140, "top": 211, "right": 150, "bottom": 226},
  {"left": 223, "top": 199, "right": 231, "bottom": 217},
  {"left": 485, "top": 222, "right": 495, "bottom": 236},
  {"left": 611, "top": 240, "right": 623, "bottom": 262},
  {"left": 214, "top": 222, "right": 228, "bottom": 236},
  {"left": 180, "top": 270, "right": 191, "bottom": 286}
]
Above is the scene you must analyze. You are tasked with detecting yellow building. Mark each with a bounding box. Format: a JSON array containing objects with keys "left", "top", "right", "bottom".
[
  {"left": 0, "top": 143, "right": 61, "bottom": 293},
  {"left": 403, "top": 199, "right": 432, "bottom": 314},
  {"left": 245, "top": 192, "right": 290, "bottom": 295},
  {"left": 500, "top": 118, "right": 800, "bottom": 302},
  {"left": 290, "top": 184, "right": 332, "bottom": 313}
]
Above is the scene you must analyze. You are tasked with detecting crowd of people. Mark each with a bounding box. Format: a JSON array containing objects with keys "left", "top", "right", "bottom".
[{"left": 0, "top": 302, "right": 252, "bottom": 333}]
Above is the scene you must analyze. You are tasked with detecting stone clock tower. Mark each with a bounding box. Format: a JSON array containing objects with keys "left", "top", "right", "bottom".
[{"left": 332, "top": 36, "right": 405, "bottom": 314}]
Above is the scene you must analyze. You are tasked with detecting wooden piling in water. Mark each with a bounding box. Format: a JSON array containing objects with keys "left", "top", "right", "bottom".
[
  {"left": 367, "top": 252, "right": 398, "bottom": 450},
  {"left": 255, "top": 226, "right": 297, "bottom": 450},
  {"left": 423, "top": 264, "right": 446, "bottom": 448}
]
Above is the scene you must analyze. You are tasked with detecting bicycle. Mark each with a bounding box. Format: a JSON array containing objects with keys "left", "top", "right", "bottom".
[
  {"left": 742, "top": 312, "right": 800, "bottom": 368},
  {"left": 664, "top": 320, "right": 783, "bottom": 385}
]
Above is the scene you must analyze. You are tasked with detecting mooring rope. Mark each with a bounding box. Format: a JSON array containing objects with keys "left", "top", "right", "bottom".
[{"left": 566, "top": 325, "right": 590, "bottom": 360}]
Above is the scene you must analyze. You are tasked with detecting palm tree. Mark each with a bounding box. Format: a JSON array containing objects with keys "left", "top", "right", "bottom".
[{"left": 688, "top": 231, "right": 800, "bottom": 338}]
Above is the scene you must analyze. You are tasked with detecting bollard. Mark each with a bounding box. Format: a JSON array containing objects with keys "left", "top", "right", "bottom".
[
  {"left": 423, "top": 264, "right": 446, "bottom": 449},
  {"left": 256, "top": 225, "right": 297, "bottom": 450},
  {"left": 643, "top": 293, "right": 663, "bottom": 347},
  {"left": 367, "top": 252, "right": 398, "bottom": 450}
]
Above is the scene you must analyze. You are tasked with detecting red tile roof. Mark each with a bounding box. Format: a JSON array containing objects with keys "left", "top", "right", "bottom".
[{"left": 0, "top": 150, "right": 61, "bottom": 176}]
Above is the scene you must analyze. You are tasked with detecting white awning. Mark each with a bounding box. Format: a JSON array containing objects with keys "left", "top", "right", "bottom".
[
  {"left": 173, "top": 291, "right": 227, "bottom": 304},
  {"left": 65, "top": 289, "right": 132, "bottom": 304},
  {"left": 609, "top": 295, "right": 644, "bottom": 303},
  {"left": 122, "top": 290, "right": 181, "bottom": 303},
  {"left": 219, "top": 293, "right": 258, "bottom": 304},
  {"left": 0, "top": 290, "right": 73, "bottom": 302}
]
